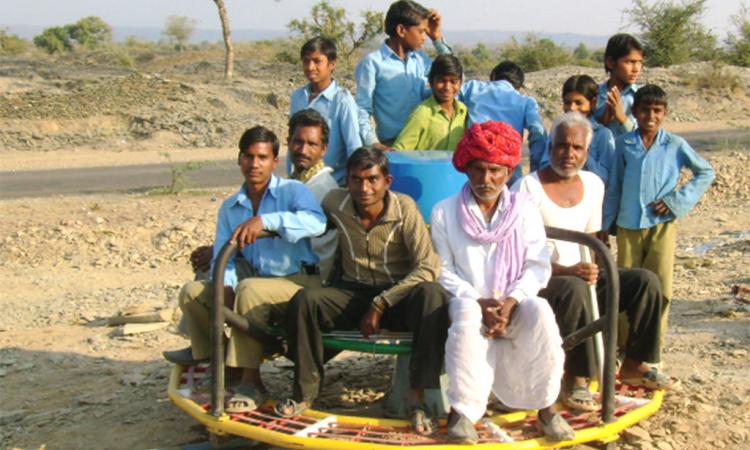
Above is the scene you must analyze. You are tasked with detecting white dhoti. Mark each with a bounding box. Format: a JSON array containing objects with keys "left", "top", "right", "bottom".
[{"left": 445, "top": 296, "right": 565, "bottom": 422}]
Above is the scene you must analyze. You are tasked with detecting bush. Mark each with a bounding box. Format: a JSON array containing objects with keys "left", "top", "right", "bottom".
[
  {"left": 626, "top": 0, "right": 718, "bottom": 66},
  {"left": 501, "top": 35, "right": 572, "bottom": 72},
  {"left": 725, "top": 5, "right": 750, "bottom": 67},
  {"left": 0, "top": 29, "right": 27, "bottom": 55},
  {"left": 163, "top": 15, "right": 197, "bottom": 51},
  {"left": 68, "top": 16, "right": 112, "bottom": 48},
  {"left": 33, "top": 26, "right": 73, "bottom": 54}
]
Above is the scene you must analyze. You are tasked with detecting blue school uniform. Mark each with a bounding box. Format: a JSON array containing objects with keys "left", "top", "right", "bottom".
[
  {"left": 538, "top": 118, "right": 616, "bottom": 186},
  {"left": 458, "top": 79, "right": 547, "bottom": 185},
  {"left": 355, "top": 39, "right": 452, "bottom": 144},
  {"left": 211, "top": 176, "right": 326, "bottom": 288},
  {"left": 602, "top": 129, "right": 714, "bottom": 231},
  {"left": 593, "top": 81, "right": 638, "bottom": 138},
  {"left": 290, "top": 80, "right": 364, "bottom": 183}
]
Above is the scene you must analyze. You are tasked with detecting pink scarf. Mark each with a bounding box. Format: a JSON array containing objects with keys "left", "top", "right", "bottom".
[{"left": 458, "top": 182, "right": 526, "bottom": 298}]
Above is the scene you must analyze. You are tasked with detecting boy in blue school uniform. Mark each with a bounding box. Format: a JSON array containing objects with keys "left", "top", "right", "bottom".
[
  {"left": 290, "top": 37, "right": 364, "bottom": 184},
  {"left": 603, "top": 85, "right": 714, "bottom": 343},
  {"left": 355, "top": 0, "right": 452, "bottom": 147},
  {"left": 459, "top": 61, "right": 547, "bottom": 186},
  {"left": 593, "top": 33, "right": 644, "bottom": 138}
]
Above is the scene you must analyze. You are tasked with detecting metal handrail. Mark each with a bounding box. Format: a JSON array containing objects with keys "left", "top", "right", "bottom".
[{"left": 210, "top": 227, "right": 620, "bottom": 424}]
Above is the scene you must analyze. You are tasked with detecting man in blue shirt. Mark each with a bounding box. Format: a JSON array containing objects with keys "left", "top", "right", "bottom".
[
  {"left": 355, "top": 0, "right": 452, "bottom": 146},
  {"left": 167, "top": 126, "right": 326, "bottom": 413},
  {"left": 459, "top": 61, "right": 547, "bottom": 186},
  {"left": 290, "top": 37, "right": 364, "bottom": 184}
]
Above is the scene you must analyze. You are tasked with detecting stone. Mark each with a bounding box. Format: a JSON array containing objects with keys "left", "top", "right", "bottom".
[
  {"left": 623, "top": 426, "right": 653, "bottom": 444},
  {"left": 0, "top": 410, "right": 25, "bottom": 426}
]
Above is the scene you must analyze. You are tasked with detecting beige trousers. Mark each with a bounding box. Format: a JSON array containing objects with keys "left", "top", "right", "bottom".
[
  {"left": 179, "top": 273, "right": 320, "bottom": 369},
  {"left": 616, "top": 221, "right": 676, "bottom": 348}
]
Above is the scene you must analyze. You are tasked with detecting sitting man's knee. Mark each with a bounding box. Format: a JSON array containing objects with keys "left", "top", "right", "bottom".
[{"left": 179, "top": 280, "right": 209, "bottom": 309}]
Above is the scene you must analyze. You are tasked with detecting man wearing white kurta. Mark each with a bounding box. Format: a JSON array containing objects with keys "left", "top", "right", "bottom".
[{"left": 430, "top": 121, "right": 574, "bottom": 444}]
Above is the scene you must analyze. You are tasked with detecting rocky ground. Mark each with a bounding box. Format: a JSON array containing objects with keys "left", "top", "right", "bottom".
[{"left": 1, "top": 52, "right": 749, "bottom": 449}]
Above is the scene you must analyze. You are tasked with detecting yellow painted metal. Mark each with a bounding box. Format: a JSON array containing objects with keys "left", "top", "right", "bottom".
[{"left": 168, "top": 366, "right": 664, "bottom": 450}]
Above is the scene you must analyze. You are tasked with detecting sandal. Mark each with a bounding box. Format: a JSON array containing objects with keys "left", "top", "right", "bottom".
[
  {"left": 408, "top": 404, "right": 435, "bottom": 436},
  {"left": 536, "top": 412, "right": 575, "bottom": 441},
  {"left": 274, "top": 398, "right": 311, "bottom": 418},
  {"left": 562, "top": 386, "right": 599, "bottom": 412},
  {"left": 621, "top": 368, "right": 680, "bottom": 390},
  {"left": 446, "top": 409, "right": 478, "bottom": 444},
  {"left": 225, "top": 384, "right": 268, "bottom": 413}
]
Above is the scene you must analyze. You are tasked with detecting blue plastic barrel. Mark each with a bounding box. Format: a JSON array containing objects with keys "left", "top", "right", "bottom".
[{"left": 386, "top": 150, "right": 466, "bottom": 223}]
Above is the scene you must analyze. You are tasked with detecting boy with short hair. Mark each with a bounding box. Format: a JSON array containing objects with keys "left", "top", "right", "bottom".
[
  {"left": 355, "top": 0, "right": 452, "bottom": 147},
  {"left": 392, "top": 54, "right": 467, "bottom": 151},
  {"left": 593, "top": 33, "right": 644, "bottom": 138},
  {"left": 459, "top": 60, "right": 547, "bottom": 186},
  {"left": 290, "top": 36, "right": 364, "bottom": 183},
  {"left": 603, "top": 84, "right": 714, "bottom": 342}
]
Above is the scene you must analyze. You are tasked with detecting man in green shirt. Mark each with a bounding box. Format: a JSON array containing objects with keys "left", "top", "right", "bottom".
[{"left": 392, "top": 54, "right": 467, "bottom": 151}]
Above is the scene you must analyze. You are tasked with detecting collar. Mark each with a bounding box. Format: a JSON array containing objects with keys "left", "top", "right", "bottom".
[
  {"left": 379, "top": 40, "right": 417, "bottom": 61},
  {"left": 426, "top": 96, "right": 467, "bottom": 117},
  {"left": 339, "top": 190, "right": 403, "bottom": 224},
  {"left": 305, "top": 79, "right": 338, "bottom": 102},
  {"left": 234, "top": 174, "right": 280, "bottom": 206}
]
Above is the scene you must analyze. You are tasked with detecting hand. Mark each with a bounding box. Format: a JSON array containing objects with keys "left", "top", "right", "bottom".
[
  {"left": 570, "top": 262, "right": 599, "bottom": 285},
  {"left": 231, "top": 216, "right": 265, "bottom": 250},
  {"left": 190, "top": 244, "right": 213, "bottom": 273},
  {"left": 606, "top": 86, "right": 627, "bottom": 125},
  {"left": 595, "top": 231, "right": 611, "bottom": 248},
  {"left": 371, "top": 142, "right": 391, "bottom": 152},
  {"left": 426, "top": 9, "right": 442, "bottom": 41},
  {"left": 360, "top": 306, "right": 382, "bottom": 338},
  {"left": 489, "top": 297, "right": 518, "bottom": 337},
  {"left": 649, "top": 199, "right": 671, "bottom": 216}
]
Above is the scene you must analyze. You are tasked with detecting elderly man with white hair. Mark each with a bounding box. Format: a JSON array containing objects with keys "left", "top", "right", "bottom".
[
  {"left": 513, "top": 112, "right": 677, "bottom": 412},
  {"left": 430, "top": 121, "right": 574, "bottom": 444}
]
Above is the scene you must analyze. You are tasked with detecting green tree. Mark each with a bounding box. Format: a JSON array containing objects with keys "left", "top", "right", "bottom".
[
  {"left": 33, "top": 26, "right": 73, "bottom": 54},
  {"left": 725, "top": 4, "right": 750, "bottom": 67},
  {"left": 68, "top": 16, "right": 112, "bottom": 48},
  {"left": 288, "top": 0, "right": 383, "bottom": 60},
  {"left": 0, "top": 29, "right": 27, "bottom": 55},
  {"left": 163, "top": 15, "right": 197, "bottom": 51},
  {"left": 626, "top": 0, "right": 718, "bottom": 66},
  {"left": 573, "top": 43, "right": 590, "bottom": 61},
  {"left": 502, "top": 35, "right": 571, "bottom": 72}
]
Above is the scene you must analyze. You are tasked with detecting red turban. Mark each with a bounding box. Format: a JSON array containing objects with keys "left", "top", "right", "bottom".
[{"left": 452, "top": 121, "right": 522, "bottom": 172}]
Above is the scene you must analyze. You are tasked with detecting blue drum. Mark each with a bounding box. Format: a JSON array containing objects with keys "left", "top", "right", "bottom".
[{"left": 386, "top": 150, "right": 466, "bottom": 223}]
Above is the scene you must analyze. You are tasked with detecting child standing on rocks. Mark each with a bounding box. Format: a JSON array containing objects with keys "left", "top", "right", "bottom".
[
  {"left": 593, "top": 33, "right": 644, "bottom": 138},
  {"left": 603, "top": 84, "right": 714, "bottom": 344},
  {"left": 290, "top": 37, "right": 364, "bottom": 184}
]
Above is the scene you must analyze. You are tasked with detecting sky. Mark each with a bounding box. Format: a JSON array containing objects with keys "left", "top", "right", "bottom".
[{"left": 2, "top": 0, "right": 740, "bottom": 37}]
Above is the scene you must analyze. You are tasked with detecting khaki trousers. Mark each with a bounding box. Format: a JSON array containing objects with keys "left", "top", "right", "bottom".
[
  {"left": 616, "top": 221, "right": 676, "bottom": 348},
  {"left": 179, "top": 273, "right": 320, "bottom": 369}
]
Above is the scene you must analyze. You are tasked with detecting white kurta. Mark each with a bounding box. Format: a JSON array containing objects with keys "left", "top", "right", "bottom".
[
  {"left": 430, "top": 192, "right": 565, "bottom": 422},
  {"left": 305, "top": 167, "right": 339, "bottom": 281}
]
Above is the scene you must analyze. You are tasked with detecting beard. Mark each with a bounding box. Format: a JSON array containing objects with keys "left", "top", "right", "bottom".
[{"left": 550, "top": 159, "right": 581, "bottom": 179}]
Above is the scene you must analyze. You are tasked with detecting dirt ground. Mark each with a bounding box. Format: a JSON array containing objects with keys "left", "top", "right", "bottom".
[{"left": 1, "top": 56, "right": 749, "bottom": 449}]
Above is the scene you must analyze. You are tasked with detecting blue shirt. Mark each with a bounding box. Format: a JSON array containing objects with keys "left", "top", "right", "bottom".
[
  {"left": 603, "top": 129, "right": 714, "bottom": 231},
  {"left": 593, "top": 81, "right": 638, "bottom": 138},
  {"left": 211, "top": 175, "right": 327, "bottom": 288},
  {"left": 539, "top": 118, "right": 616, "bottom": 186},
  {"left": 458, "top": 79, "right": 548, "bottom": 186},
  {"left": 355, "top": 39, "right": 452, "bottom": 144},
  {"left": 289, "top": 80, "right": 364, "bottom": 183}
]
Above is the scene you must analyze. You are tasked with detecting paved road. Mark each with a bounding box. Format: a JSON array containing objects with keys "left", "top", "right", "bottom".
[{"left": 1, "top": 129, "right": 748, "bottom": 199}]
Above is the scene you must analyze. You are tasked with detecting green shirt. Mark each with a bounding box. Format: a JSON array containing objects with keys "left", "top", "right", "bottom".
[{"left": 392, "top": 96, "right": 468, "bottom": 151}]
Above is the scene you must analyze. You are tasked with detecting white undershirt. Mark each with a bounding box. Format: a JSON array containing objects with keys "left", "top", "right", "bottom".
[{"left": 512, "top": 171, "right": 604, "bottom": 266}]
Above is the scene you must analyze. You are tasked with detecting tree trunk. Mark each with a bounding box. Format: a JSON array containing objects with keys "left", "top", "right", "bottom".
[{"left": 213, "top": 0, "right": 234, "bottom": 79}]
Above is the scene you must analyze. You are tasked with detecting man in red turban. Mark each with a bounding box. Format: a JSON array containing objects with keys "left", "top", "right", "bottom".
[
  {"left": 452, "top": 121, "right": 522, "bottom": 173},
  {"left": 431, "top": 120, "right": 574, "bottom": 443}
]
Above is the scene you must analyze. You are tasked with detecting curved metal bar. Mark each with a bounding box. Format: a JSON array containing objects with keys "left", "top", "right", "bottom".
[
  {"left": 210, "top": 240, "right": 238, "bottom": 417},
  {"left": 545, "top": 226, "right": 620, "bottom": 424}
]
